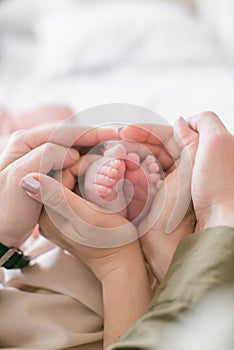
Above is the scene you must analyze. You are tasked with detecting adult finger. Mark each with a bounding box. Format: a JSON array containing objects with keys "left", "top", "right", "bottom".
[
  {"left": 7, "top": 143, "right": 80, "bottom": 177},
  {"left": 119, "top": 123, "right": 180, "bottom": 161},
  {"left": 188, "top": 111, "right": 229, "bottom": 137},
  {"left": 0, "top": 121, "right": 118, "bottom": 169},
  {"left": 104, "top": 139, "right": 174, "bottom": 171},
  {"left": 53, "top": 154, "right": 101, "bottom": 190},
  {"left": 173, "top": 117, "right": 199, "bottom": 165},
  {"left": 139, "top": 118, "right": 198, "bottom": 236},
  {"left": 21, "top": 173, "right": 137, "bottom": 248},
  {"left": 165, "top": 118, "right": 198, "bottom": 232},
  {"left": 119, "top": 124, "right": 173, "bottom": 144}
]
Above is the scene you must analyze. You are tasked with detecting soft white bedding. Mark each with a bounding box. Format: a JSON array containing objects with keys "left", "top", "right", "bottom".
[{"left": 0, "top": 0, "right": 234, "bottom": 131}]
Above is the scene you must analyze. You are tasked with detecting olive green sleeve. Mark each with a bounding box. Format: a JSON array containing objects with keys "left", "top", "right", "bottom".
[{"left": 108, "top": 226, "right": 234, "bottom": 350}]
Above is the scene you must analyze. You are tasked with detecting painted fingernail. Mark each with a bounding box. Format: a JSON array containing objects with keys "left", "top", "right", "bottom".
[{"left": 20, "top": 177, "right": 40, "bottom": 194}]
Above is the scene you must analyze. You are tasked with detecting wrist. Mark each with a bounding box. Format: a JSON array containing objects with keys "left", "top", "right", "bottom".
[
  {"left": 143, "top": 236, "right": 178, "bottom": 283},
  {"left": 0, "top": 234, "right": 22, "bottom": 249},
  {"left": 197, "top": 205, "right": 234, "bottom": 231},
  {"left": 89, "top": 240, "right": 143, "bottom": 282},
  {"left": 142, "top": 216, "right": 195, "bottom": 282},
  {"left": 100, "top": 241, "right": 152, "bottom": 348}
]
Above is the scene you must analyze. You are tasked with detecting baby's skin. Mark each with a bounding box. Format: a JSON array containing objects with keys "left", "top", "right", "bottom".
[{"left": 83, "top": 143, "right": 163, "bottom": 224}]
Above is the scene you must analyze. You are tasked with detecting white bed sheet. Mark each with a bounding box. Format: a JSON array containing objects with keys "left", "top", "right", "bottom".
[{"left": 0, "top": 0, "right": 234, "bottom": 131}]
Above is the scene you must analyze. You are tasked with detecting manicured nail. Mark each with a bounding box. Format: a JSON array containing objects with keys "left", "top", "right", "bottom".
[
  {"left": 20, "top": 177, "right": 40, "bottom": 194},
  {"left": 68, "top": 148, "right": 80, "bottom": 160}
]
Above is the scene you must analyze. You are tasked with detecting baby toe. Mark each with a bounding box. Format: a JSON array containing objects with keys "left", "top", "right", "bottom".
[
  {"left": 148, "top": 162, "right": 160, "bottom": 173},
  {"left": 148, "top": 173, "right": 161, "bottom": 184},
  {"left": 125, "top": 152, "right": 140, "bottom": 170},
  {"left": 108, "top": 159, "right": 122, "bottom": 169},
  {"left": 145, "top": 155, "right": 156, "bottom": 166},
  {"left": 104, "top": 143, "right": 126, "bottom": 159},
  {"left": 95, "top": 174, "right": 115, "bottom": 187},
  {"left": 98, "top": 165, "right": 118, "bottom": 178},
  {"left": 156, "top": 179, "right": 164, "bottom": 190},
  {"left": 95, "top": 184, "right": 112, "bottom": 198}
]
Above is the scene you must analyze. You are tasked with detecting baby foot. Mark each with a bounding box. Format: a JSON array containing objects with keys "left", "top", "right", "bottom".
[
  {"left": 124, "top": 154, "right": 163, "bottom": 224},
  {"left": 84, "top": 144, "right": 128, "bottom": 217}
]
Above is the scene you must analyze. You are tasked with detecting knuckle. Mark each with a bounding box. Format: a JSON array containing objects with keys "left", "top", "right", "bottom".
[
  {"left": 43, "top": 187, "right": 64, "bottom": 210},
  {"left": 39, "top": 143, "right": 69, "bottom": 173},
  {"left": 40, "top": 143, "right": 57, "bottom": 165},
  {"left": 10, "top": 130, "right": 27, "bottom": 143},
  {"left": 41, "top": 142, "right": 66, "bottom": 159},
  {"left": 200, "top": 111, "right": 219, "bottom": 120},
  {"left": 41, "top": 142, "right": 56, "bottom": 154}
]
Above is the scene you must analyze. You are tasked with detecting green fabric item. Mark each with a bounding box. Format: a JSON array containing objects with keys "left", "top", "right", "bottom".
[{"left": 108, "top": 226, "right": 234, "bottom": 350}]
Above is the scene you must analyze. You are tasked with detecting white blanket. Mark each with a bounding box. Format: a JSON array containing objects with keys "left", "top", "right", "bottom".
[{"left": 0, "top": 0, "right": 234, "bottom": 131}]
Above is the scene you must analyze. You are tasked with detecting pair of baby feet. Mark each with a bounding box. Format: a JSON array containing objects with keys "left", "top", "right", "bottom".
[{"left": 84, "top": 144, "right": 163, "bottom": 224}]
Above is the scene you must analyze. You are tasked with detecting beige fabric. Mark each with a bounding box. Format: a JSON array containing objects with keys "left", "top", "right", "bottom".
[
  {"left": 0, "top": 237, "right": 103, "bottom": 350},
  {"left": 108, "top": 227, "right": 234, "bottom": 349}
]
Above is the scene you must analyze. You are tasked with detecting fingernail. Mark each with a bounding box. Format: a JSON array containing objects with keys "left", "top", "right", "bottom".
[
  {"left": 104, "top": 140, "right": 118, "bottom": 149},
  {"left": 68, "top": 148, "right": 80, "bottom": 161},
  {"left": 118, "top": 127, "right": 125, "bottom": 135},
  {"left": 20, "top": 176, "right": 40, "bottom": 194},
  {"left": 178, "top": 117, "right": 188, "bottom": 125}
]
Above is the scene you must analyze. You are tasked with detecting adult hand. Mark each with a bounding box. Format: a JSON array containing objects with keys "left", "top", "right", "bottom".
[
  {"left": 119, "top": 123, "right": 181, "bottom": 172},
  {"left": 120, "top": 118, "right": 198, "bottom": 281},
  {"left": 21, "top": 155, "right": 152, "bottom": 349},
  {"left": 22, "top": 155, "right": 152, "bottom": 350},
  {"left": 0, "top": 122, "right": 118, "bottom": 248},
  {"left": 21, "top": 154, "right": 138, "bottom": 280},
  {"left": 188, "top": 111, "right": 234, "bottom": 231},
  {"left": 21, "top": 123, "right": 180, "bottom": 279}
]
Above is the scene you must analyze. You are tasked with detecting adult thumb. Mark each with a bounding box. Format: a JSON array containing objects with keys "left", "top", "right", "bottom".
[
  {"left": 20, "top": 173, "right": 98, "bottom": 225},
  {"left": 20, "top": 173, "right": 137, "bottom": 248},
  {"left": 165, "top": 118, "right": 198, "bottom": 233}
]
